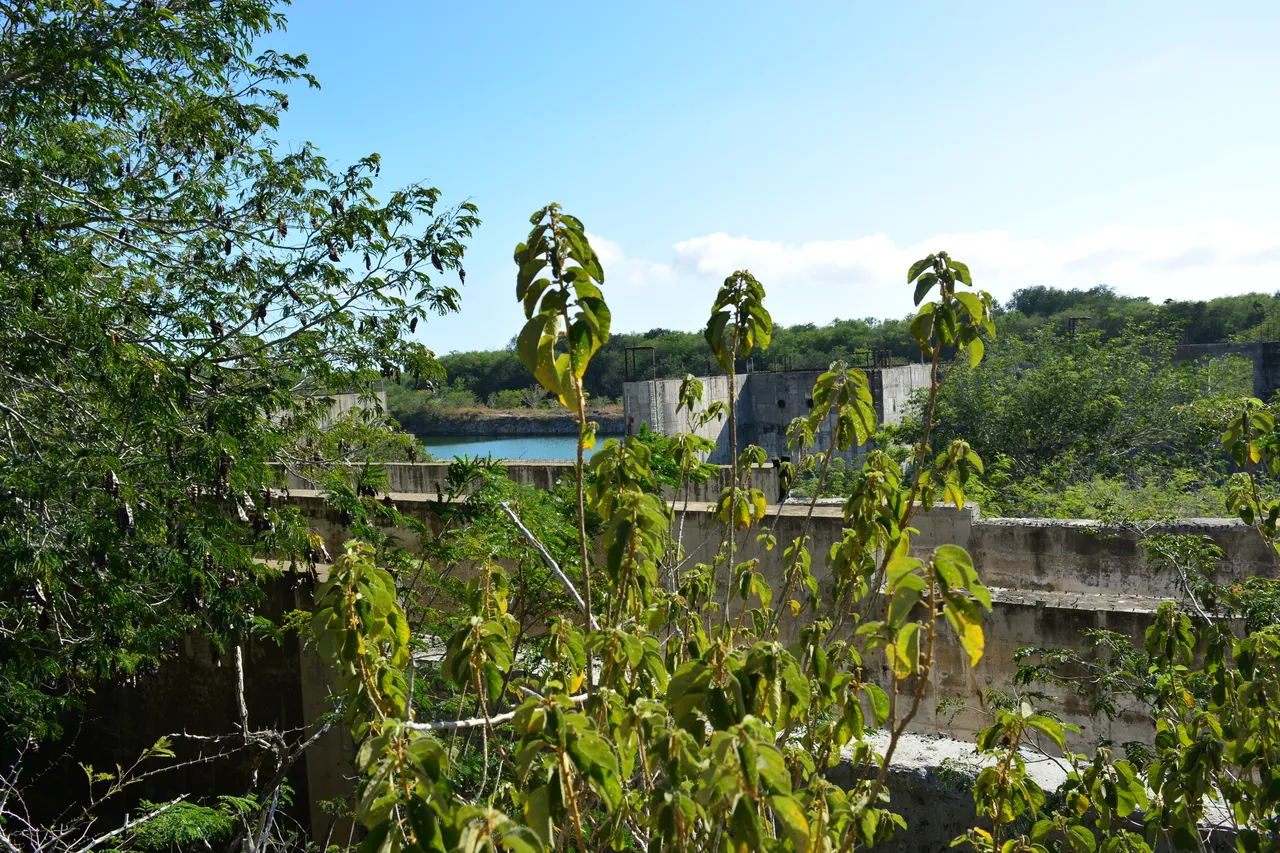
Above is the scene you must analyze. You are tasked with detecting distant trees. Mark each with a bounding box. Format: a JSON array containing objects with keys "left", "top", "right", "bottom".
[
  {"left": 889, "top": 324, "right": 1257, "bottom": 518},
  {"left": 418, "top": 288, "right": 1280, "bottom": 411}
]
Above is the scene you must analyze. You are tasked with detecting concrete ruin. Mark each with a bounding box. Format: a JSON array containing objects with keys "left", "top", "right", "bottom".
[
  {"left": 42, "top": 462, "right": 1276, "bottom": 850},
  {"left": 291, "top": 481, "right": 1275, "bottom": 753},
  {"left": 1174, "top": 340, "right": 1280, "bottom": 400},
  {"left": 621, "top": 364, "right": 931, "bottom": 464}
]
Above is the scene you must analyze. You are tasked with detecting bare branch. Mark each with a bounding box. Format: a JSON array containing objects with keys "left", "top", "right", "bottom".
[
  {"left": 498, "top": 501, "right": 597, "bottom": 630},
  {"left": 405, "top": 692, "right": 587, "bottom": 733},
  {"left": 71, "top": 795, "right": 186, "bottom": 853}
]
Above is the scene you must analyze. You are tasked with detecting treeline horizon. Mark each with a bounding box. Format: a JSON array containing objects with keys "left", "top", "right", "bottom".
[{"left": 420, "top": 285, "right": 1280, "bottom": 404}]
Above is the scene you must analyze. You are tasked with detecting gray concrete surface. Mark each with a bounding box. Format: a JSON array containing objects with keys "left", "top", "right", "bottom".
[{"left": 621, "top": 364, "right": 931, "bottom": 464}]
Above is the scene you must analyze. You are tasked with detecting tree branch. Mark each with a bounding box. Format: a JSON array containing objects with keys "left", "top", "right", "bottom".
[
  {"left": 71, "top": 795, "right": 186, "bottom": 853},
  {"left": 404, "top": 693, "right": 587, "bottom": 733},
  {"left": 498, "top": 501, "right": 598, "bottom": 630}
]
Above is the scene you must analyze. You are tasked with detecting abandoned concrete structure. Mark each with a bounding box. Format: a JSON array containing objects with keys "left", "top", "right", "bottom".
[
  {"left": 50, "top": 462, "right": 1277, "bottom": 849},
  {"left": 290, "top": 475, "right": 1275, "bottom": 757},
  {"left": 1174, "top": 340, "right": 1280, "bottom": 400},
  {"left": 621, "top": 364, "right": 931, "bottom": 464}
]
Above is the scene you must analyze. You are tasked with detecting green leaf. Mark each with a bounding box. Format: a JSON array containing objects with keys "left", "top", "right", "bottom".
[
  {"left": 499, "top": 826, "right": 544, "bottom": 853},
  {"left": 968, "top": 336, "right": 984, "bottom": 367},
  {"left": 907, "top": 255, "right": 935, "bottom": 283},
  {"left": 406, "top": 796, "right": 447, "bottom": 853},
  {"left": 954, "top": 290, "right": 985, "bottom": 320},
  {"left": 942, "top": 596, "right": 985, "bottom": 666},
  {"left": 769, "top": 794, "right": 811, "bottom": 853},
  {"left": 729, "top": 796, "right": 762, "bottom": 852},
  {"left": 1025, "top": 715, "right": 1066, "bottom": 750},
  {"left": 911, "top": 304, "right": 936, "bottom": 350},
  {"left": 892, "top": 622, "right": 921, "bottom": 677},
  {"left": 888, "top": 579, "right": 924, "bottom": 627},
  {"left": 756, "top": 744, "right": 792, "bottom": 794},
  {"left": 523, "top": 785, "right": 553, "bottom": 848},
  {"left": 913, "top": 271, "right": 939, "bottom": 306},
  {"left": 1066, "top": 823, "right": 1097, "bottom": 853},
  {"left": 864, "top": 683, "right": 890, "bottom": 725}
]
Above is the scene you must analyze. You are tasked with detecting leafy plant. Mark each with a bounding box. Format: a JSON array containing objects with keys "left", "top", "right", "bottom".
[
  {"left": 0, "top": 0, "right": 476, "bottom": 739},
  {"left": 311, "top": 241, "right": 1001, "bottom": 853}
]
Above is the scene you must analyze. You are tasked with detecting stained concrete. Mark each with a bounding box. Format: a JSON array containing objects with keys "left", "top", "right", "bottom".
[
  {"left": 40, "top": 462, "right": 1275, "bottom": 845},
  {"left": 621, "top": 365, "right": 931, "bottom": 464},
  {"left": 288, "top": 487, "right": 1277, "bottom": 750}
]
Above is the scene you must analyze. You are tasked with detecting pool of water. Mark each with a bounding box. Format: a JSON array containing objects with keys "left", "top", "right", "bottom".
[{"left": 419, "top": 434, "right": 623, "bottom": 462}]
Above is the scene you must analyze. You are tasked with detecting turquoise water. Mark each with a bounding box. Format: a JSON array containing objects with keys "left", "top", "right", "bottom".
[{"left": 419, "top": 435, "right": 623, "bottom": 461}]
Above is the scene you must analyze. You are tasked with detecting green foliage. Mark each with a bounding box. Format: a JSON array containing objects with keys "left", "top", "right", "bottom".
[
  {"left": 514, "top": 204, "right": 610, "bottom": 416},
  {"left": 891, "top": 324, "right": 1256, "bottom": 517},
  {"left": 704, "top": 271, "right": 772, "bottom": 373},
  {"left": 314, "top": 245, "right": 1003, "bottom": 853},
  {"left": 1007, "top": 416, "right": 1280, "bottom": 852},
  {"left": 627, "top": 423, "right": 716, "bottom": 494},
  {"left": 954, "top": 701, "right": 1076, "bottom": 853},
  {"left": 0, "top": 0, "right": 475, "bottom": 739},
  {"left": 130, "top": 795, "right": 257, "bottom": 851},
  {"left": 410, "top": 286, "right": 1280, "bottom": 410},
  {"left": 314, "top": 398, "right": 434, "bottom": 465}
]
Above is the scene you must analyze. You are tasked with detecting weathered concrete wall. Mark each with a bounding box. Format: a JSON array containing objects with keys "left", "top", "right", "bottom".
[
  {"left": 622, "top": 365, "right": 931, "bottom": 464},
  {"left": 321, "top": 390, "right": 387, "bottom": 426},
  {"left": 969, "top": 516, "right": 1273, "bottom": 597},
  {"left": 878, "top": 363, "right": 930, "bottom": 425},
  {"left": 49, "top": 490, "right": 1273, "bottom": 844},
  {"left": 20, "top": 579, "right": 319, "bottom": 833},
  {"left": 290, "top": 492, "right": 1275, "bottom": 749},
  {"left": 1174, "top": 341, "right": 1280, "bottom": 401},
  {"left": 736, "top": 370, "right": 826, "bottom": 463},
  {"left": 278, "top": 460, "right": 784, "bottom": 505},
  {"left": 661, "top": 503, "right": 1275, "bottom": 747},
  {"left": 620, "top": 374, "right": 738, "bottom": 461}
]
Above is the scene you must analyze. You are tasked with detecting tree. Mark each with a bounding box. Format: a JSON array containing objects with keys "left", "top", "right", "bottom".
[
  {"left": 0, "top": 0, "right": 477, "bottom": 739},
  {"left": 316, "top": 221, "right": 1280, "bottom": 853},
  {"left": 311, "top": 230, "right": 998, "bottom": 852},
  {"left": 889, "top": 324, "right": 1255, "bottom": 517}
]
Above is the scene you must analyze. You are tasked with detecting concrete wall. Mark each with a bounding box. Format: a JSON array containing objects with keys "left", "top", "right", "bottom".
[
  {"left": 291, "top": 491, "right": 1276, "bottom": 750},
  {"left": 622, "top": 365, "right": 931, "bottom": 464},
  {"left": 278, "top": 460, "right": 784, "bottom": 505},
  {"left": 969, "top": 516, "right": 1272, "bottom": 597},
  {"left": 879, "top": 363, "right": 931, "bottom": 425},
  {"left": 660, "top": 503, "right": 1275, "bottom": 748},
  {"left": 620, "top": 374, "right": 738, "bottom": 461},
  {"left": 737, "top": 370, "right": 826, "bottom": 463},
  {"left": 318, "top": 390, "right": 387, "bottom": 427},
  {"left": 51, "top": 491, "right": 1274, "bottom": 843},
  {"left": 1174, "top": 341, "right": 1280, "bottom": 401},
  {"left": 22, "top": 579, "right": 320, "bottom": 833}
]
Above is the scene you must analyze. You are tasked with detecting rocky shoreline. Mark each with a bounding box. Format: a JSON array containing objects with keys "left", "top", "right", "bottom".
[{"left": 398, "top": 409, "right": 626, "bottom": 436}]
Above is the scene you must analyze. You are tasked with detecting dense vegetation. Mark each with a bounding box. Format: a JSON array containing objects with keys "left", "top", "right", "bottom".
[
  {"left": 320, "top": 229, "right": 1280, "bottom": 853},
  {"left": 0, "top": 0, "right": 470, "bottom": 804},
  {"left": 882, "top": 326, "right": 1259, "bottom": 518},
  {"left": 4, "top": 5, "right": 1280, "bottom": 853},
  {"left": 418, "top": 286, "right": 1280, "bottom": 407}
]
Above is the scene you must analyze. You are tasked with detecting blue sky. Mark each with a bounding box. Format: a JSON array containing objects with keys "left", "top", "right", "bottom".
[{"left": 268, "top": 2, "right": 1280, "bottom": 352}]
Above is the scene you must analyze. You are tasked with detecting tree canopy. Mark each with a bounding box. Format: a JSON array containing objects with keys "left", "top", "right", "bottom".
[
  {"left": 410, "top": 287, "right": 1280, "bottom": 409},
  {"left": 0, "top": 0, "right": 476, "bottom": 737}
]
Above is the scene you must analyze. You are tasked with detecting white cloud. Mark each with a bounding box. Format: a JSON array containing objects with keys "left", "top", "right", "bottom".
[
  {"left": 590, "top": 220, "right": 1280, "bottom": 330},
  {"left": 585, "top": 232, "right": 674, "bottom": 288}
]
